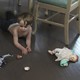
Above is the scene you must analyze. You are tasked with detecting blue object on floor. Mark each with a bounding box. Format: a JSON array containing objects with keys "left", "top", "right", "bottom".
[{"left": 60, "top": 59, "right": 69, "bottom": 67}]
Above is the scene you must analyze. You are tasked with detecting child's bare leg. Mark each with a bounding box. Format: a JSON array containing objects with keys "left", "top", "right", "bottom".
[{"left": 26, "top": 26, "right": 32, "bottom": 53}]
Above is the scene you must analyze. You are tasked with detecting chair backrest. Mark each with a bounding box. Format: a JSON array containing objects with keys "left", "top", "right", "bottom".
[{"left": 37, "top": 0, "right": 78, "bottom": 13}]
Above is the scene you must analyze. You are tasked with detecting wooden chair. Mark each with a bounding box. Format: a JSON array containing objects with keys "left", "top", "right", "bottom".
[
  {"left": 33, "top": 0, "right": 80, "bottom": 45},
  {"left": 28, "top": 0, "right": 33, "bottom": 12}
]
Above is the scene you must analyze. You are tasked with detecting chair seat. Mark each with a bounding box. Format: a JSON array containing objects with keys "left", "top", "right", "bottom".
[{"left": 38, "top": 0, "right": 77, "bottom": 8}]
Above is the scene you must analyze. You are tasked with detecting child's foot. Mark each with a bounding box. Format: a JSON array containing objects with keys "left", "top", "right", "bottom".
[{"left": 16, "top": 54, "right": 23, "bottom": 59}]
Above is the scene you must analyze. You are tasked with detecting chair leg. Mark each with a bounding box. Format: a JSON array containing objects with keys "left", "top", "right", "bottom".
[
  {"left": 32, "top": 2, "right": 39, "bottom": 34},
  {"left": 28, "top": 0, "right": 33, "bottom": 12},
  {"left": 77, "top": 5, "right": 80, "bottom": 34},
  {"left": 64, "top": 13, "right": 70, "bottom": 45},
  {"left": 45, "top": 9, "right": 48, "bottom": 16}
]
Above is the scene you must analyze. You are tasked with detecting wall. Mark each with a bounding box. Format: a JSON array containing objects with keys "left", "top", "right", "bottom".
[{"left": 0, "top": 0, "right": 30, "bottom": 16}]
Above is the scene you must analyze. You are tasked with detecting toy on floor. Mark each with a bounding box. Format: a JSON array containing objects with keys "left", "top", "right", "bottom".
[
  {"left": 60, "top": 59, "right": 69, "bottom": 67},
  {"left": 48, "top": 47, "right": 79, "bottom": 66},
  {"left": 24, "top": 66, "right": 30, "bottom": 71},
  {"left": 0, "top": 54, "right": 13, "bottom": 68},
  {"left": 16, "top": 54, "right": 22, "bottom": 59}
]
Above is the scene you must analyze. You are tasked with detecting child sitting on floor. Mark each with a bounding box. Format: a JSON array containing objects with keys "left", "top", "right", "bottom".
[{"left": 0, "top": 11, "right": 33, "bottom": 58}]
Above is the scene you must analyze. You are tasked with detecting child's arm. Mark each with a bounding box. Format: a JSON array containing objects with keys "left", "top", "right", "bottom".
[
  {"left": 13, "top": 30, "right": 27, "bottom": 54},
  {"left": 26, "top": 26, "right": 32, "bottom": 52}
]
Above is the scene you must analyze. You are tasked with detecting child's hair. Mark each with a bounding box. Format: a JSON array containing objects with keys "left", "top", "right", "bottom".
[
  {"left": 18, "top": 12, "right": 33, "bottom": 25},
  {"left": 75, "top": 55, "right": 79, "bottom": 62}
]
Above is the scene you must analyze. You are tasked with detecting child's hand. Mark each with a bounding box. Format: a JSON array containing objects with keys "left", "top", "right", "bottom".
[
  {"left": 22, "top": 48, "right": 28, "bottom": 54},
  {"left": 26, "top": 47, "right": 31, "bottom": 53},
  {"left": 27, "top": 48, "right": 31, "bottom": 52}
]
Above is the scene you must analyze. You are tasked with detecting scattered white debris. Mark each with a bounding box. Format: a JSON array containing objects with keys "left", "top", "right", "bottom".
[{"left": 24, "top": 66, "right": 30, "bottom": 71}]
